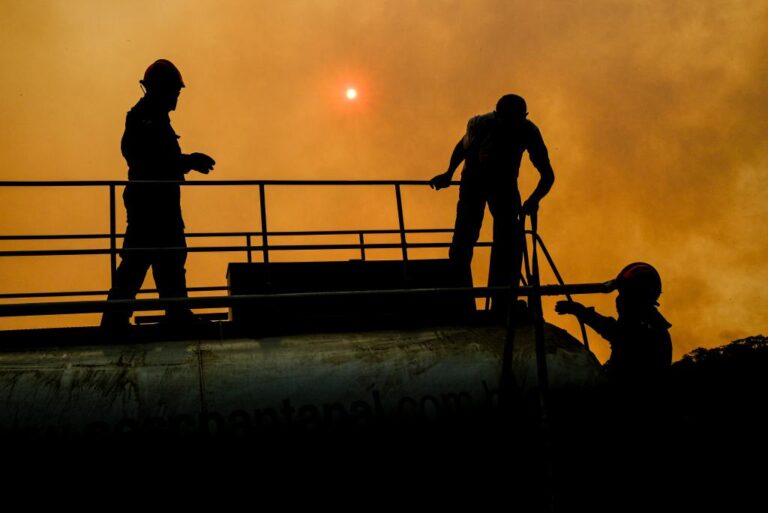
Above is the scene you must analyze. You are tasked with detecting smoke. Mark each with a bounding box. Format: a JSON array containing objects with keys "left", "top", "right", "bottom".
[{"left": 1, "top": 0, "right": 766, "bottom": 360}]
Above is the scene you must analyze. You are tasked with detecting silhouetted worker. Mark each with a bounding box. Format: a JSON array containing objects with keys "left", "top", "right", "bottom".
[
  {"left": 556, "top": 262, "right": 673, "bottom": 383},
  {"left": 101, "top": 59, "right": 215, "bottom": 330},
  {"left": 430, "top": 94, "right": 555, "bottom": 311}
]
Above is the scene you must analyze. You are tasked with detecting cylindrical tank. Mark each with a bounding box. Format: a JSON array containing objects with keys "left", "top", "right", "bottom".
[{"left": 0, "top": 322, "right": 603, "bottom": 437}]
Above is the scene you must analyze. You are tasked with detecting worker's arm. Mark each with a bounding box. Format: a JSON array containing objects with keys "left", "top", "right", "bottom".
[
  {"left": 555, "top": 301, "right": 618, "bottom": 342},
  {"left": 521, "top": 125, "right": 555, "bottom": 215},
  {"left": 181, "top": 153, "right": 216, "bottom": 174},
  {"left": 430, "top": 139, "right": 465, "bottom": 190},
  {"left": 122, "top": 111, "right": 214, "bottom": 178}
]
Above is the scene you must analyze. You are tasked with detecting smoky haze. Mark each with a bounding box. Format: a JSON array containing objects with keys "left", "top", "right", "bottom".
[{"left": 1, "top": 0, "right": 766, "bottom": 362}]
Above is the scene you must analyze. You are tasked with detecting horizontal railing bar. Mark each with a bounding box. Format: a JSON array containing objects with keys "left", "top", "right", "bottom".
[
  {"left": 0, "top": 242, "right": 493, "bottom": 257},
  {"left": 0, "top": 180, "right": 459, "bottom": 187},
  {"left": 0, "top": 228, "right": 458, "bottom": 241},
  {"left": 0, "top": 234, "right": 117, "bottom": 241},
  {"left": 0, "top": 282, "right": 615, "bottom": 317},
  {"left": 0, "top": 286, "right": 228, "bottom": 300},
  {"left": 0, "top": 228, "right": 540, "bottom": 241},
  {"left": 188, "top": 228, "right": 457, "bottom": 236}
]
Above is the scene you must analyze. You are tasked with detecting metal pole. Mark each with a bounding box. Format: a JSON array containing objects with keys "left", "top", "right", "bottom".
[
  {"left": 534, "top": 234, "right": 590, "bottom": 350},
  {"left": 530, "top": 213, "right": 549, "bottom": 393},
  {"left": 394, "top": 184, "right": 408, "bottom": 263},
  {"left": 522, "top": 232, "right": 533, "bottom": 284},
  {"left": 259, "top": 184, "right": 269, "bottom": 264},
  {"left": 530, "top": 211, "right": 555, "bottom": 512},
  {"left": 109, "top": 185, "right": 117, "bottom": 287},
  {"left": 246, "top": 234, "right": 253, "bottom": 264},
  {"left": 359, "top": 232, "right": 366, "bottom": 261},
  {"left": 0, "top": 283, "right": 613, "bottom": 317},
  {"left": 499, "top": 213, "right": 526, "bottom": 408}
]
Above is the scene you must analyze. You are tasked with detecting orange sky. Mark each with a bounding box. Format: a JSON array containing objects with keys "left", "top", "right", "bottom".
[{"left": 1, "top": 0, "right": 766, "bottom": 363}]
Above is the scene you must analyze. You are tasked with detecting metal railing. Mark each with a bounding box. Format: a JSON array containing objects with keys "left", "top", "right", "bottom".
[
  {"left": 0, "top": 179, "right": 483, "bottom": 295},
  {"left": 0, "top": 179, "right": 600, "bottom": 349},
  {"left": 1, "top": 179, "right": 458, "bottom": 271}
]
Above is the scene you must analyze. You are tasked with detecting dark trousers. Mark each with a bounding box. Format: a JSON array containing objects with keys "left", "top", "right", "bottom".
[
  {"left": 101, "top": 224, "right": 189, "bottom": 327},
  {"left": 449, "top": 177, "right": 525, "bottom": 311}
]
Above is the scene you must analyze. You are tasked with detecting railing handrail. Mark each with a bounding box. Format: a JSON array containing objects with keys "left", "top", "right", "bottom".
[
  {"left": 0, "top": 179, "right": 458, "bottom": 187},
  {"left": 1, "top": 178, "right": 449, "bottom": 296},
  {"left": 0, "top": 178, "right": 593, "bottom": 351},
  {"left": 0, "top": 286, "right": 229, "bottom": 300},
  {"left": 0, "top": 241, "right": 493, "bottom": 257},
  {"left": 0, "top": 227, "right": 458, "bottom": 240},
  {"left": 0, "top": 226, "right": 575, "bottom": 308},
  {"left": 0, "top": 283, "right": 615, "bottom": 318}
]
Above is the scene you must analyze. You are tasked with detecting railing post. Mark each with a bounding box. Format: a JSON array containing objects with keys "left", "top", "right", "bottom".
[
  {"left": 522, "top": 232, "right": 533, "bottom": 284},
  {"left": 246, "top": 234, "right": 253, "bottom": 264},
  {"left": 259, "top": 184, "right": 269, "bottom": 264},
  {"left": 529, "top": 214, "right": 549, "bottom": 394},
  {"left": 358, "top": 232, "right": 366, "bottom": 261},
  {"left": 394, "top": 184, "right": 408, "bottom": 262},
  {"left": 109, "top": 184, "right": 117, "bottom": 287},
  {"left": 534, "top": 233, "right": 590, "bottom": 351}
]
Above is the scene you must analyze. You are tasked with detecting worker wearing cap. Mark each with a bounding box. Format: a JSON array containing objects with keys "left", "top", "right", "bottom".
[
  {"left": 555, "top": 263, "right": 672, "bottom": 382},
  {"left": 101, "top": 59, "right": 215, "bottom": 329}
]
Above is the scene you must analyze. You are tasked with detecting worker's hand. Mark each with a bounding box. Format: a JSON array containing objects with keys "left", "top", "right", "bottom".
[
  {"left": 187, "top": 152, "right": 216, "bottom": 174},
  {"left": 429, "top": 172, "right": 453, "bottom": 190},
  {"left": 521, "top": 198, "right": 539, "bottom": 216},
  {"left": 555, "top": 300, "right": 585, "bottom": 316}
]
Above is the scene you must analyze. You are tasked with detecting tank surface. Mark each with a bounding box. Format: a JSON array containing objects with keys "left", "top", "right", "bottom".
[{"left": 0, "top": 322, "right": 602, "bottom": 436}]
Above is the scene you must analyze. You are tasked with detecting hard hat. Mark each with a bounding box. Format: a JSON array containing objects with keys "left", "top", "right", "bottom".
[
  {"left": 140, "top": 59, "right": 185, "bottom": 91},
  {"left": 613, "top": 262, "right": 662, "bottom": 305}
]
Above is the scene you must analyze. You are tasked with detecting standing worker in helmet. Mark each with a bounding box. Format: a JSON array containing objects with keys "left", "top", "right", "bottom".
[
  {"left": 555, "top": 263, "right": 673, "bottom": 382},
  {"left": 101, "top": 59, "right": 215, "bottom": 330},
  {"left": 429, "top": 94, "right": 555, "bottom": 313}
]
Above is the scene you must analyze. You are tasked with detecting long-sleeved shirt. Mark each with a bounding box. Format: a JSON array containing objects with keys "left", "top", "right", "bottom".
[
  {"left": 121, "top": 96, "right": 187, "bottom": 231},
  {"left": 577, "top": 305, "right": 673, "bottom": 382}
]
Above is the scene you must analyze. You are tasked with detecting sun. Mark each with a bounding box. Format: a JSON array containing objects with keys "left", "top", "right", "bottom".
[{"left": 345, "top": 87, "right": 358, "bottom": 100}]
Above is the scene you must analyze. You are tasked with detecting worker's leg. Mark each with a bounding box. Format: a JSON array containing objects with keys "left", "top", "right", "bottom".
[
  {"left": 151, "top": 229, "right": 193, "bottom": 323},
  {"left": 488, "top": 190, "right": 523, "bottom": 313},
  {"left": 449, "top": 180, "right": 487, "bottom": 268},
  {"left": 101, "top": 225, "right": 151, "bottom": 328}
]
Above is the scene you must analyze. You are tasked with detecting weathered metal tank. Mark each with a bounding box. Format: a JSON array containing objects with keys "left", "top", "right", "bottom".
[{"left": 0, "top": 320, "right": 602, "bottom": 437}]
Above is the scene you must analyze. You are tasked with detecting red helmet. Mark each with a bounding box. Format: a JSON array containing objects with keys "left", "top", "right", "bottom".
[
  {"left": 140, "top": 59, "right": 184, "bottom": 91},
  {"left": 613, "top": 262, "right": 662, "bottom": 305}
]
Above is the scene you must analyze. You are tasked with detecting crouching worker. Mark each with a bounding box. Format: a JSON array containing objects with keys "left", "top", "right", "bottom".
[{"left": 555, "top": 262, "right": 672, "bottom": 384}]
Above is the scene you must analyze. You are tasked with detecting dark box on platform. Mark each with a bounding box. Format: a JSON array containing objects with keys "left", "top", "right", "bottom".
[{"left": 226, "top": 259, "right": 475, "bottom": 332}]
